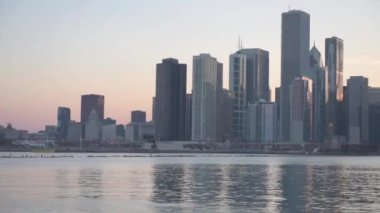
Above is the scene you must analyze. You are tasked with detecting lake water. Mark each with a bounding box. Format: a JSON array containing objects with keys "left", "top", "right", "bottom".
[{"left": 0, "top": 153, "right": 380, "bottom": 212}]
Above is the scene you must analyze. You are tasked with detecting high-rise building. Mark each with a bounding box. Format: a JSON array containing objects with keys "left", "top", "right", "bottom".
[
  {"left": 347, "top": 76, "right": 368, "bottom": 144},
  {"left": 185, "top": 94, "right": 192, "bottom": 141},
  {"left": 237, "top": 48, "right": 270, "bottom": 103},
  {"left": 81, "top": 94, "right": 104, "bottom": 138},
  {"left": 290, "top": 77, "right": 313, "bottom": 144},
  {"left": 247, "top": 100, "right": 277, "bottom": 143},
  {"left": 155, "top": 58, "right": 186, "bottom": 141},
  {"left": 131, "top": 110, "right": 146, "bottom": 123},
  {"left": 192, "top": 54, "right": 219, "bottom": 141},
  {"left": 307, "top": 45, "right": 328, "bottom": 143},
  {"left": 280, "top": 10, "right": 310, "bottom": 142},
  {"left": 57, "top": 106, "right": 71, "bottom": 141},
  {"left": 368, "top": 87, "right": 380, "bottom": 145},
  {"left": 325, "top": 36, "right": 344, "bottom": 138},
  {"left": 229, "top": 52, "right": 247, "bottom": 140}
]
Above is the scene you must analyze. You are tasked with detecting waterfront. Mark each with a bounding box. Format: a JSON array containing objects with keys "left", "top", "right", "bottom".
[{"left": 1, "top": 153, "right": 380, "bottom": 212}]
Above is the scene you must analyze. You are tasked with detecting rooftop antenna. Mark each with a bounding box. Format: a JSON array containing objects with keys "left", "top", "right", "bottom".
[{"left": 288, "top": 5, "right": 290, "bottom": 11}]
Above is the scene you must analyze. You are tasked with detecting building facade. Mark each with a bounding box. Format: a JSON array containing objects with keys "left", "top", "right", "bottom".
[
  {"left": 325, "top": 37, "right": 344, "bottom": 138},
  {"left": 307, "top": 45, "right": 328, "bottom": 143},
  {"left": 280, "top": 10, "right": 310, "bottom": 142},
  {"left": 155, "top": 58, "right": 187, "bottom": 141},
  {"left": 290, "top": 77, "right": 313, "bottom": 144},
  {"left": 347, "top": 76, "right": 368, "bottom": 144},
  {"left": 237, "top": 48, "right": 270, "bottom": 103},
  {"left": 192, "top": 54, "right": 218, "bottom": 141},
  {"left": 85, "top": 110, "right": 101, "bottom": 141},
  {"left": 247, "top": 100, "right": 277, "bottom": 143},
  {"left": 81, "top": 94, "right": 104, "bottom": 138},
  {"left": 229, "top": 52, "right": 247, "bottom": 140},
  {"left": 57, "top": 106, "right": 71, "bottom": 141}
]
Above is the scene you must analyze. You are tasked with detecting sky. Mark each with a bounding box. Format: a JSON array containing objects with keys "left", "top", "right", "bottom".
[{"left": 1, "top": 0, "right": 379, "bottom": 132}]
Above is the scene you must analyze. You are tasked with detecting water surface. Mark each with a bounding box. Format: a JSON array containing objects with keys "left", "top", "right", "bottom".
[{"left": 1, "top": 153, "right": 380, "bottom": 212}]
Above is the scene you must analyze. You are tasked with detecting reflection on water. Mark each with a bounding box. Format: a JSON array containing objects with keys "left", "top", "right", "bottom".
[
  {"left": 1, "top": 155, "right": 380, "bottom": 212},
  {"left": 78, "top": 169, "right": 103, "bottom": 199}
]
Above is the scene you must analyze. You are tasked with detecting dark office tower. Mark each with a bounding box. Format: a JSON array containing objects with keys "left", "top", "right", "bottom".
[
  {"left": 368, "top": 88, "right": 380, "bottom": 145},
  {"left": 280, "top": 10, "right": 310, "bottom": 142},
  {"left": 216, "top": 89, "right": 234, "bottom": 141},
  {"left": 347, "top": 76, "right": 368, "bottom": 144},
  {"left": 57, "top": 107, "right": 71, "bottom": 141},
  {"left": 155, "top": 58, "right": 186, "bottom": 141},
  {"left": 325, "top": 36, "right": 344, "bottom": 137},
  {"left": 131, "top": 110, "right": 146, "bottom": 123},
  {"left": 81, "top": 94, "right": 105, "bottom": 138},
  {"left": 185, "top": 94, "right": 192, "bottom": 141},
  {"left": 237, "top": 48, "right": 270, "bottom": 104}
]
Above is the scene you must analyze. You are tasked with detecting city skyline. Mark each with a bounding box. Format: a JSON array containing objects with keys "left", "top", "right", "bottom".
[{"left": 1, "top": 0, "right": 379, "bottom": 132}]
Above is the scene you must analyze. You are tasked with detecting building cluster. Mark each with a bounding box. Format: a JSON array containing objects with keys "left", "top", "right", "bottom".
[
  {"left": 1, "top": 10, "right": 379, "bottom": 150},
  {"left": 152, "top": 10, "right": 380, "bottom": 147},
  {"left": 55, "top": 95, "right": 154, "bottom": 145}
]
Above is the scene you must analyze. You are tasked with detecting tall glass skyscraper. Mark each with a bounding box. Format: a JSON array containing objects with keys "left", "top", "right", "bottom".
[
  {"left": 229, "top": 52, "right": 247, "bottom": 141},
  {"left": 192, "top": 54, "right": 219, "bottom": 141},
  {"left": 325, "top": 36, "right": 344, "bottom": 138},
  {"left": 280, "top": 10, "right": 310, "bottom": 142},
  {"left": 155, "top": 58, "right": 187, "bottom": 141},
  {"left": 237, "top": 48, "right": 270, "bottom": 104}
]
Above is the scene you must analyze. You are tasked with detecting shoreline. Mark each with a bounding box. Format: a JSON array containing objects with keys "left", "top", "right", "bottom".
[{"left": 0, "top": 147, "right": 379, "bottom": 156}]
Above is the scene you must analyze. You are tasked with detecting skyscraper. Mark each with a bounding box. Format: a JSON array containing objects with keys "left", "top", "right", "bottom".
[
  {"left": 290, "top": 77, "right": 313, "bottom": 144},
  {"left": 347, "top": 76, "right": 368, "bottom": 144},
  {"left": 57, "top": 106, "right": 70, "bottom": 141},
  {"left": 131, "top": 110, "right": 146, "bottom": 123},
  {"left": 192, "top": 54, "right": 219, "bottom": 141},
  {"left": 81, "top": 94, "right": 104, "bottom": 138},
  {"left": 280, "top": 10, "right": 310, "bottom": 142},
  {"left": 307, "top": 45, "right": 327, "bottom": 143},
  {"left": 155, "top": 58, "right": 187, "bottom": 141},
  {"left": 325, "top": 36, "right": 344, "bottom": 138},
  {"left": 237, "top": 48, "right": 270, "bottom": 103},
  {"left": 229, "top": 52, "right": 247, "bottom": 140}
]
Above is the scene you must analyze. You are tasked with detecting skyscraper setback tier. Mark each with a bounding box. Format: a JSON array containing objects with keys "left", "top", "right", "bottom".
[
  {"left": 81, "top": 94, "right": 104, "bottom": 138},
  {"left": 280, "top": 10, "right": 310, "bottom": 142},
  {"left": 154, "top": 58, "right": 187, "bottom": 141}
]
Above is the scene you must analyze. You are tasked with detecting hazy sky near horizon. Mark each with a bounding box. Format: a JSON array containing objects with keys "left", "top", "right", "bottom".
[{"left": 1, "top": 0, "right": 379, "bottom": 132}]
